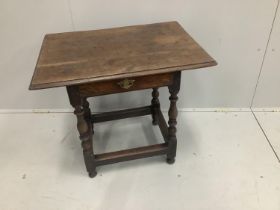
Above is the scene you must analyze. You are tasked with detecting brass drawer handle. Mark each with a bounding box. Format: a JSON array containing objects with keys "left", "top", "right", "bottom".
[{"left": 117, "top": 79, "right": 135, "bottom": 89}]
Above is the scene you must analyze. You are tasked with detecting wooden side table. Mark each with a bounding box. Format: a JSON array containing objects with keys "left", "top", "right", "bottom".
[{"left": 29, "top": 21, "right": 217, "bottom": 178}]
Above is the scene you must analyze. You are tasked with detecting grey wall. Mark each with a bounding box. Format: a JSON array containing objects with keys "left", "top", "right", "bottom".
[
  {"left": 0, "top": 0, "right": 279, "bottom": 111},
  {"left": 252, "top": 2, "right": 280, "bottom": 108}
]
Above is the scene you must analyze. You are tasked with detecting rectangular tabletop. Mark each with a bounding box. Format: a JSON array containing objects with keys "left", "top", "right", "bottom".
[{"left": 29, "top": 21, "right": 217, "bottom": 90}]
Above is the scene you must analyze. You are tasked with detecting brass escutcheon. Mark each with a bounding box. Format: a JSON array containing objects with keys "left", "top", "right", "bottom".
[{"left": 117, "top": 78, "right": 135, "bottom": 89}]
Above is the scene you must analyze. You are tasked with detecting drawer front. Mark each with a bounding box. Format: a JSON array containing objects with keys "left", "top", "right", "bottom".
[{"left": 78, "top": 73, "right": 174, "bottom": 97}]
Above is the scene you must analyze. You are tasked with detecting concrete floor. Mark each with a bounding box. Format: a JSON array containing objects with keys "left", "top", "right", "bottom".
[{"left": 0, "top": 111, "right": 279, "bottom": 210}]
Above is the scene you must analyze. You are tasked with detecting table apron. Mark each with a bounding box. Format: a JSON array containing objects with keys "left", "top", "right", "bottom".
[{"left": 77, "top": 72, "right": 174, "bottom": 97}]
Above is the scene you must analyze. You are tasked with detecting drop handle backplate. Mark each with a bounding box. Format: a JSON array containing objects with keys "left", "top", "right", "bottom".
[{"left": 117, "top": 79, "right": 135, "bottom": 89}]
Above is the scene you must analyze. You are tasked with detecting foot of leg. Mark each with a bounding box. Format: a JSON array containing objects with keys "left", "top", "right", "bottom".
[
  {"left": 166, "top": 157, "right": 175, "bottom": 164},
  {"left": 89, "top": 171, "right": 97, "bottom": 178}
]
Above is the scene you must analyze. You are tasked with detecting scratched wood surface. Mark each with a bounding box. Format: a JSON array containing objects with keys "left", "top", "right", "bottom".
[{"left": 29, "top": 21, "right": 216, "bottom": 90}]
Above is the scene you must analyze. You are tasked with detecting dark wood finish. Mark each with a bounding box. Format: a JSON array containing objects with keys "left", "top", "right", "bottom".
[
  {"left": 95, "top": 143, "right": 168, "bottom": 166},
  {"left": 158, "top": 109, "right": 169, "bottom": 143},
  {"left": 92, "top": 106, "right": 152, "bottom": 123},
  {"left": 65, "top": 76, "right": 176, "bottom": 177},
  {"left": 29, "top": 21, "right": 217, "bottom": 90},
  {"left": 66, "top": 86, "right": 97, "bottom": 177},
  {"left": 83, "top": 98, "right": 93, "bottom": 130},
  {"left": 78, "top": 73, "right": 173, "bottom": 97},
  {"left": 29, "top": 21, "right": 217, "bottom": 177},
  {"left": 151, "top": 88, "right": 160, "bottom": 125},
  {"left": 166, "top": 72, "right": 181, "bottom": 164}
]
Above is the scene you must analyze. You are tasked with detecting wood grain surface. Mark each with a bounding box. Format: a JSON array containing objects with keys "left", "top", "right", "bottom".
[{"left": 29, "top": 21, "right": 216, "bottom": 90}]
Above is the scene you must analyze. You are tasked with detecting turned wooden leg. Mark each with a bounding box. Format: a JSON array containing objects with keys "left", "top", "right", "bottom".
[
  {"left": 83, "top": 98, "right": 93, "bottom": 131},
  {"left": 151, "top": 88, "right": 160, "bottom": 125},
  {"left": 67, "top": 87, "right": 97, "bottom": 178},
  {"left": 167, "top": 72, "right": 181, "bottom": 164}
]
